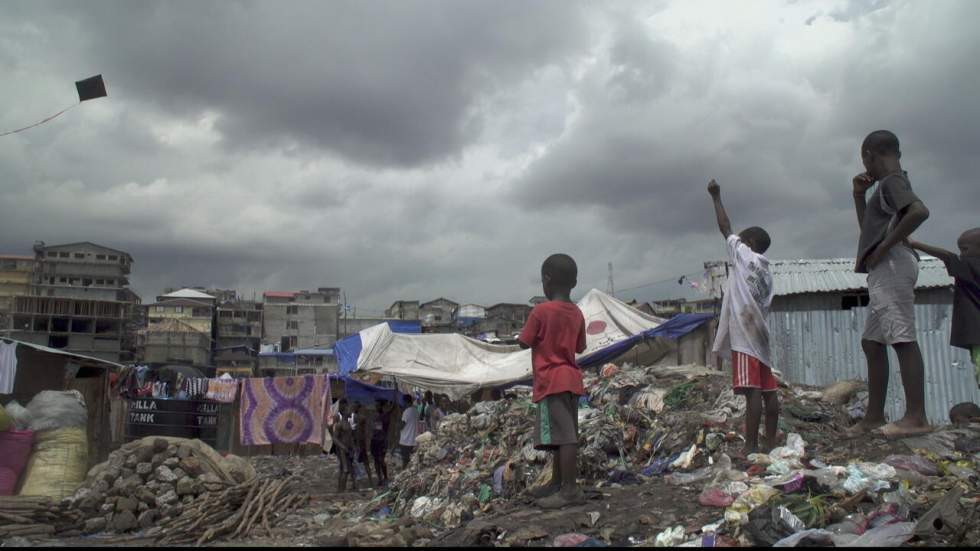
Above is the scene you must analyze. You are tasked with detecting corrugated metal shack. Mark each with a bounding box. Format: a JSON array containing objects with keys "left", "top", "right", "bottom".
[{"left": 706, "top": 256, "right": 979, "bottom": 424}]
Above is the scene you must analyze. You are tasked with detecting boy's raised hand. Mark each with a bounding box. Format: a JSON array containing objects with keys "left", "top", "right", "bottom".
[{"left": 708, "top": 179, "right": 721, "bottom": 197}]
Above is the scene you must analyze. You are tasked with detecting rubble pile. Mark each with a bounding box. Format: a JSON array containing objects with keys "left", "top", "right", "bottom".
[
  {"left": 64, "top": 436, "right": 310, "bottom": 545},
  {"left": 370, "top": 362, "right": 980, "bottom": 547}
]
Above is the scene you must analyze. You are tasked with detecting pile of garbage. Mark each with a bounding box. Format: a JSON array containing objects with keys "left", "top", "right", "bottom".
[
  {"left": 378, "top": 364, "right": 740, "bottom": 528},
  {"left": 369, "top": 362, "right": 980, "bottom": 547}
]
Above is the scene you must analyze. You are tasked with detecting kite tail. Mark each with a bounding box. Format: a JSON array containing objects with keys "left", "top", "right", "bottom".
[{"left": 0, "top": 103, "right": 79, "bottom": 137}]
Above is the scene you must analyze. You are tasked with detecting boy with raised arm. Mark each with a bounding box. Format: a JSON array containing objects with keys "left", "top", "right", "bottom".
[{"left": 707, "top": 179, "right": 779, "bottom": 455}]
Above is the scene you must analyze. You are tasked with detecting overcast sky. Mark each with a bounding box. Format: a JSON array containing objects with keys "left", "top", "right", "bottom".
[{"left": 2, "top": 0, "right": 978, "bottom": 314}]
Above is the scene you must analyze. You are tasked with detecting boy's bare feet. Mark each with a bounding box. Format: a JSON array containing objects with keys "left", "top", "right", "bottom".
[
  {"left": 875, "top": 417, "right": 933, "bottom": 439},
  {"left": 844, "top": 418, "right": 886, "bottom": 438},
  {"left": 528, "top": 481, "right": 561, "bottom": 499},
  {"left": 537, "top": 487, "right": 585, "bottom": 510}
]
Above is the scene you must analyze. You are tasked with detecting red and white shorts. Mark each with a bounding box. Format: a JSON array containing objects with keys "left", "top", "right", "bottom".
[{"left": 732, "top": 352, "right": 777, "bottom": 393}]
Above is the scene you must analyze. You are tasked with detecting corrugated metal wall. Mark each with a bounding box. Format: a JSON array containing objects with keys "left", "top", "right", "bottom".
[{"left": 769, "top": 303, "right": 979, "bottom": 424}]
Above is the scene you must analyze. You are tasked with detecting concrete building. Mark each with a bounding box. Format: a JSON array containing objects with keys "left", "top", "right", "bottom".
[
  {"left": 529, "top": 296, "right": 548, "bottom": 306},
  {"left": 420, "top": 298, "right": 458, "bottom": 333},
  {"left": 31, "top": 242, "right": 134, "bottom": 302},
  {"left": 0, "top": 255, "right": 35, "bottom": 324},
  {"left": 482, "top": 303, "right": 532, "bottom": 338},
  {"left": 4, "top": 242, "right": 140, "bottom": 362},
  {"left": 137, "top": 318, "right": 212, "bottom": 366},
  {"left": 262, "top": 288, "right": 340, "bottom": 351},
  {"left": 385, "top": 300, "right": 420, "bottom": 320},
  {"left": 215, "top": 298, "right": 263, "bottom": 374}
]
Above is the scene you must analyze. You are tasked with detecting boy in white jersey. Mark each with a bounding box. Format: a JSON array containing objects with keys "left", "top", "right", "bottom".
[{"left": 707, "top": 179, "right": 779, "bottom": 454}]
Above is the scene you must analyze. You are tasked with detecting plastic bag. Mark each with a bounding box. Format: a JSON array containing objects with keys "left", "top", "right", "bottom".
[
  {"left": 845, "top": 521, "right": 915, "bottom": 547},
  {"left": 883, "top": 454, "right": 937, "bottom": 476},
  {"left": 655, "top": 526, "right": 686, "bottom": 547},
  {"left": 699, "top": 487, "right": 735, "bottom": 508},
  {"left": 18, "top": 427, "right": 87, "bottom": 499},
  {"left": 666, "top": 466, "right": 713, "bottom": 486},
  {"left": 4, "top": 401, "right": 31, "bottom": 431},
  {"left": 25, "top": 391, "right": 87, "bottom": 432},
  {"left": 0, "top": 430, "right": 34, "bottom": 495}
]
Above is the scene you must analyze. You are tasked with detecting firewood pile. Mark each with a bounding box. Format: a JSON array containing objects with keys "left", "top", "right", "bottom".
[{"left": 0, "top": 496, "right": 82, "bottom": 538}]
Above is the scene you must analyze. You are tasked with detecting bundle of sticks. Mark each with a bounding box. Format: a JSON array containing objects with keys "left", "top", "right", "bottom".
[
  {"left": 157, "top": 475, "right": 310, "bottom": 546},
  {"left": 0, "top": 496, "right": 82, "bottom": 538}
]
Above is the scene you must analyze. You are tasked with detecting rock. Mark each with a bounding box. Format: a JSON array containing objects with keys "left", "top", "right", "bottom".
[
  {"left": 138, "top": 501, "right": 149, "bottom": 512},
  {"left": 176, "top": 477, "right": 197, "bottom": 496},
  {"left": 124, "top": 453, "right": 139, "bottom": 468},
  {"left": 155, "top": 465, "right": 178, "bottom": 483},
  {"left": 152, "top": 453, "right": 166, "bottom": 467},
  {"left": 399, "top": 526, "right": 417, "bottom": 545},
  {"left": 166, "top": 446, "right": 178, "bottom": 458},
  {"left": 83, "top": 516, "right": 107, "bottom": 534},
  {"left": 172, "top": 467, "right": 187, "bottom": 480},
  {"left": 181, "top": 495, "right": 194, "bottom": 505},
  {"left": 137, "top": 509, "right": 156, "bottom": 529},
  {"left": 177, "top": 444, "right": 193, "bottom": 459},
  {"left": 199, "top": 473, "right": 221, "bottom": 484},
  {"left": 152, "top": 438, "right": 169, "bottom": 453},
  {"left": 158, "top": 482, "right": 175, "bottom": 495},
  {"left": 136, "top": 462, "right": 153, "bottom": 477},
  {"left": 94, "top": 479, "right": 111, "bottom": 495},
  {"left": 116, "top": 497, "right": 139, "bottom": 513},
  {"left": 100, "top": 502, "right": 115, "bottom": 515},
  {"left": 111, "top": 511, "right": 137, "bottom": 533},
  {"left": 155, "top": 490, "right": 179, "bottom": 508},
  {"left": 136, "top": 444, "right": 156, "bottom": 463},
  {"left": 179, "top": 457, "right": 203, "bottom": 476},
  {"left": 121, "top": 474, "right": 143, "bottom": 494},
  {"left": 163, "top": 457, "right": 180, "bottom": 468}
]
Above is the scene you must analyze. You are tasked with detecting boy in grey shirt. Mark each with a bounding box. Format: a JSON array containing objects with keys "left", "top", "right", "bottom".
[{"left": 848, "top": 130, "right": 931, "bottom": 438}]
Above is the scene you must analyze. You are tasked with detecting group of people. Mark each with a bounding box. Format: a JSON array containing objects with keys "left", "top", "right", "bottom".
[
  {"left": 322, "top": 129, "right": 978, "bottom": 510},
  {"left": 515, "top": 129, "right": 979, "bottom": 511},
  {"left": 327, "top": 391, "right": 450, "bottom": 491}
]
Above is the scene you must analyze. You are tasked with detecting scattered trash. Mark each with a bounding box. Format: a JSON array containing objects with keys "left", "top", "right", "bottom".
[
  {"left": 883, "top": 454, "right": 938, "bottom": 477},
  {"left": 654, "top": 526, "right": 686, "bottom": 547},
  {"left": 821, "top": 380, "right": 866, "bottom": 405},
  {"left": 554, "top": 533, "right": 591, "bottom": 547},
  {"left": 699, "top": 487, "right": 735, "bottom": 508}
]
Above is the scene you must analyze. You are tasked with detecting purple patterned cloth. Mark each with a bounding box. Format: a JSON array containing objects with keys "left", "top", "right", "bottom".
[{"left": 239, "top": 375, "right": 327, "bottom": 446}]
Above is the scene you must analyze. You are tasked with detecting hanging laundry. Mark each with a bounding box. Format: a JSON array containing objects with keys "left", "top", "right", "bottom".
[
  {"left": 0, "top": 341, "right": 18, "bottom": 394},
  {"left": 182, "top": 378, "right": 209, "bottom": 399},
  {"left": 239, "top": 375, "right": 328, "bottom": 446},
  {"left": 206, "top": 378, "right": 239, "bottom": 403}
]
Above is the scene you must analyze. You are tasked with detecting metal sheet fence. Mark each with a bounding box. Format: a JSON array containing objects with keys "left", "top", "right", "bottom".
[{"left": 769, "top": 304, "right": 979, "bottom": 424}]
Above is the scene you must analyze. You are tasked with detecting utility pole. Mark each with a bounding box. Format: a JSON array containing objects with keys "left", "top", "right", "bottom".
[{"left": 606, "top": 262, "right": 615, "bottom": 296}]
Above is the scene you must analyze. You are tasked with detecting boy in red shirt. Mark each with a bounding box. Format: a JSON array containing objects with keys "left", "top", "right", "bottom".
[{"left": 519, "top": 253, "right": 587, "bottom": 509}]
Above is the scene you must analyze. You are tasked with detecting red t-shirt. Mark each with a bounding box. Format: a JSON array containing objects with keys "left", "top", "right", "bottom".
[{"left": 518, "top": 301, "right": 587, "bottom": 403}]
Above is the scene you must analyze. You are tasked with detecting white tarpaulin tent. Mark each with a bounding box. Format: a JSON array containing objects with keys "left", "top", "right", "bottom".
[{"left": 335, "top": 289, "right": 711, "bottom": 399}]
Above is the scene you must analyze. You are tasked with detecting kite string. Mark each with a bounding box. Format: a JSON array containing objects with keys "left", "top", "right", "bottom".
[{"left": 0, "top": 102, "right": 79, "bottom": 137}]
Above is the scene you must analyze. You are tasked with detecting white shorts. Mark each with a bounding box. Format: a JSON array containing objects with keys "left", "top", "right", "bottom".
[{"left": 863, "top": 246, "right": 918, "bottom": 345}]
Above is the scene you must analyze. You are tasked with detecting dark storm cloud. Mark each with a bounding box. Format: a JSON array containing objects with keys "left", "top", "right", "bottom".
[
  {"left": 2, "top": 0, "right": 979, "bottom": 312},
  {"left": 47, "top": 1, "right": 591, "bottom": 168}
]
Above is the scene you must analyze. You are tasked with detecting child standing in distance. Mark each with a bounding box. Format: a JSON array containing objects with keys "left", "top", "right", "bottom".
[
  {"left": 707, "top": 180, "right": 779, "bottom": 455},
  {"left": 519, "top": 254, "right": 588, "bottom": 509},
  {"left": 910, "top": 228, "right": 980, "bottom": 387}
]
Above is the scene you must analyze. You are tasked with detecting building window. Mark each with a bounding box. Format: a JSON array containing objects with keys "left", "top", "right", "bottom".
[
  {"left": 175, "top": 306, "right": 183, "bottom": 313},
  {"left": 96, "top": 279, "right": 104, "bottom": 285},
  {"left": 108, "top": 255, "right": 118, "bottom": 261},
  {"left": 74, "top": 253, "right": 85, "bottom": 259},
  {"left": 83, "top": 278, "right": 93, "bottom": 286},
  {"left": 59, "top": 252, "right": 69, "bottom": 258},
  {"left": 47, "top": 252, "right": 56, "bottom": 258},
  {"left": 59, "top": 277, "right": 67, "bottom": 283},
  {"left": 96, "top": 254, "right": 106, "bottom": 260},
  {"left": 288, "top": 321, "right": 299, "bottom": 330},
  {"left": 287, "top": 306, "right": 298, "bottom": 315},
  {"left": 155, "top": 306, "right": 165, "bottom": 312}
]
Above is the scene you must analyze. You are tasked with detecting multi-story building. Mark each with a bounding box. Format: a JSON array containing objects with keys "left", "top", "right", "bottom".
[
  {"left": 215, "top": 298, "right": 263, "bottom": 374},
  {"left": 143, "top": 288, "right": 217, "bottom": 366},
  {"left": 0, "top": 255, "right": 35, "bottom": 325},
  {"left": 4, "top": 242, "right": 140, "bottom": 362},
  {"left": 385, "top": 300, "right": 420, "bottom": 320},
  {"left": 481, "top": 303, "right": 532, "bottom": 338},
  {"left": 262, "top": 288, "right": 340, "bottom": 352},
  {"left": 137, "top": 318, "right": 212, "bottom": 366},
  {"left": 420, "top": 298, "right": 458, "bottom": 333}
]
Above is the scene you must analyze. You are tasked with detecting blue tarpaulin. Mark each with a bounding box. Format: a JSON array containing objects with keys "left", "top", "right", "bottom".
[
  {"left": 330, "top": 374, "right": 405, "bottom": 406},
  {"left": 577, "top": 312, "right": 714, "bottom": 368},
  {"left": 335, "top": 320, "right": 422, "bottom": 376}
]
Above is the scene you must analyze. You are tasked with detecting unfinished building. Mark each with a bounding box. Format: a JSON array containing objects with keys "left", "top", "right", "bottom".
[
  {"left": 0, "top": 255, "right": 34, "bottom": 327},
  {"left": 215, "top": 298, "right": 263, "bottom": 375},
  {"left": 137, "top": 318, "right": 212, "bottom": 366},
  {"left": 6, "top": 242, "right": 140, "bottom": 362},
  {"left": 262, "top": 288, "right": 339, "bottom": 352}
]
